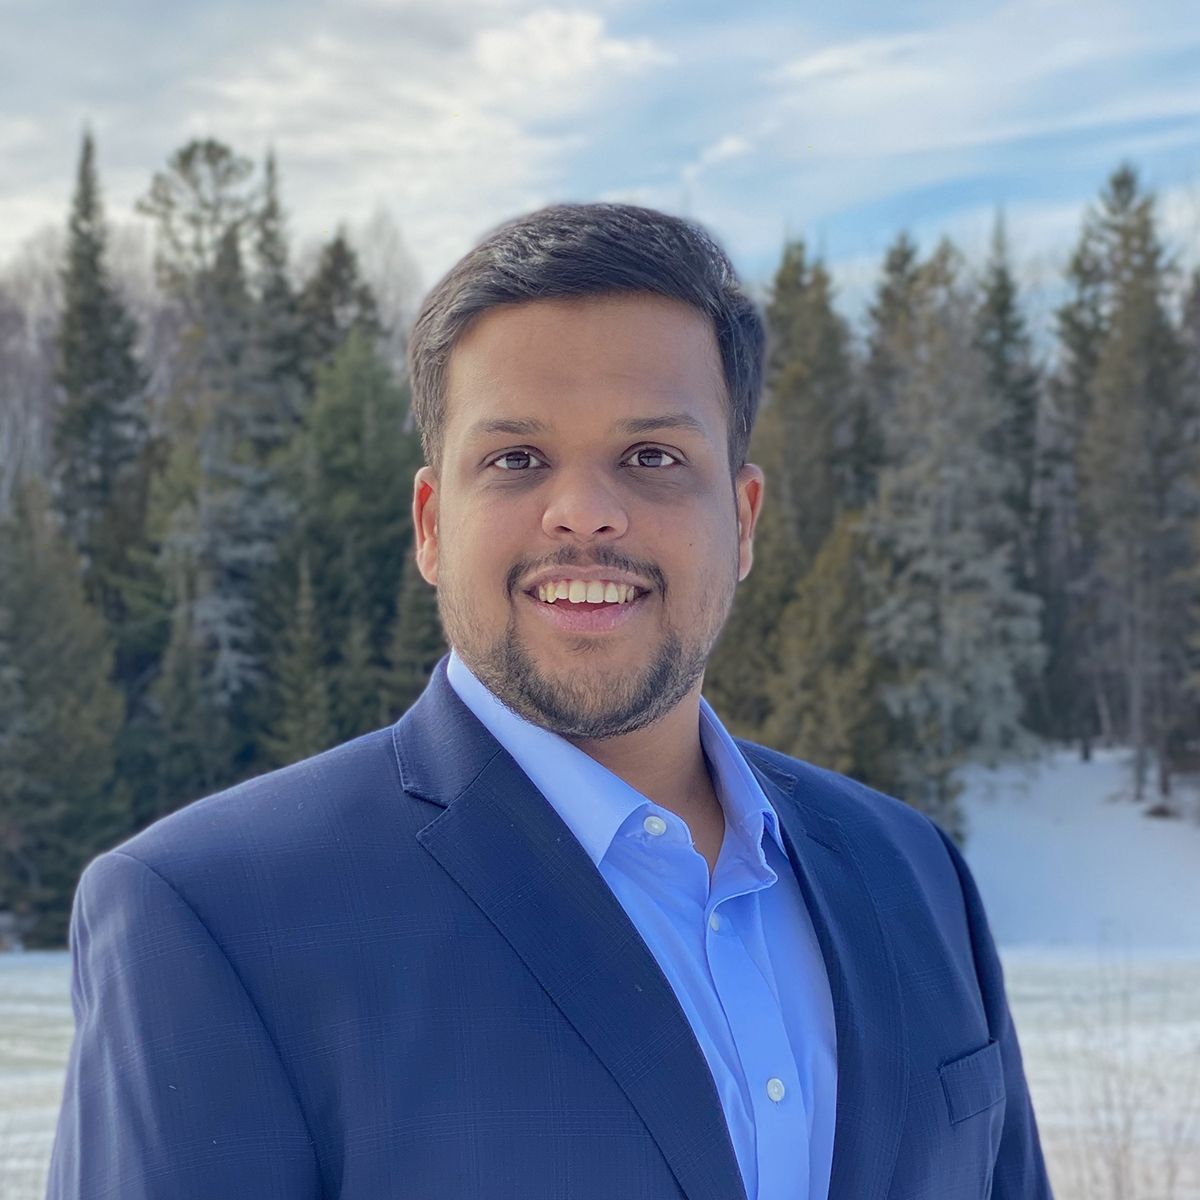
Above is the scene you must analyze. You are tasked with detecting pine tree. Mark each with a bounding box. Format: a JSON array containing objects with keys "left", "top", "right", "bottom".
[
  {"left": 246, "top": 149, "right": 305, "bottom": 444},
  {"left": 702, "top": 485, "right": 800, "bottom": 740},
  {"left": 263, "top": 554, "right": 335, "bottom": 767},
  {"left": 53, "top": 130, "right": 150, "bottom": 645},
  {"left": 147, "top": 565, "right": 228, "bottom": 817},
  {"left": 704, "top": 239, "right": 852, "bottom": 738},
  {"left": 236, "top": 150, "right": 308, "bottom": 771},
  {"left": 254, "top": 155, "right": 299, "bottom": 356},
  {"left": 0, "top": 480, "right": 125, "bottom": 945},
  {"left": 139, "top": 143, "right": 289, "bottom": 782},
  {"left": 1037, "top": 203, "right": 1111, "bottom": 750},
  {"left": 759, "top": 241, "right": 855, "bottom": 560},
  {"left": 975, "top": 213, "right": 1041, "bottom": 592},
  {"left": 1180, "top": 271, "right": 1200, "bottom": 740},
  {"left": 1078, "top": 166, "right": 1192, "bottom": 800},
  {"left": 763, "top": 512, "right": 899, "bottom": 794},
  {"left": 300, "top": 329, "right": 414, "bottom": 661},
  {"left": 52, "top": 131, "right": 165, "bottom": 845},
  {"left": 861, "top": 240, "right": 1044, "bottom": 843},
  {"left": 384, "top": 548, "right": 447, "bottom": 720},
  {"left": 298, "top": 231, "right": 382, "bottom": 388},
  {"left": 0, "top": 602, "right": 36, "bottom": 940},
  {"left": 135, "top": 359, "right": 249, "bottom": 806},
  {"left": 335, "top": 606, "right": 384, "bottom": 739},
  {"left": 136, "top": 138, "right": 257, "bottom": 312},
  {"left": 856, "top": 231, "right": 922, "bottom": 500},
  {"left": 188, "top": 225, "right": 275, "bottom": 713}
]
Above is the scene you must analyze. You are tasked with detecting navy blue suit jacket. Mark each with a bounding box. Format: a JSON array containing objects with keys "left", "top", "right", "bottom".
[{"left": 46, "top": 654, "right": 1052, "bottom": 1198}]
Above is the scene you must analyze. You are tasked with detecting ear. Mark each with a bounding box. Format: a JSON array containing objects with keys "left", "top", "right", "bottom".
[
  {"left": 413, "top": 466, "right": 439, "bottom": 586},
  {"left": 734, "top": 463, "right": 764, "bottom": 583}
]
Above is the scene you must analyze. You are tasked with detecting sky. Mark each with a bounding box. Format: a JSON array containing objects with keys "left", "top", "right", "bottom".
[{"left": 3, "top": 0, "right": 1199, "bottom": 330}]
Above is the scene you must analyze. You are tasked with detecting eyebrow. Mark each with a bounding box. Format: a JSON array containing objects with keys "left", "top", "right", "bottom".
[{"left": 466, "top": 412, "right": 709, "bottom": 442}]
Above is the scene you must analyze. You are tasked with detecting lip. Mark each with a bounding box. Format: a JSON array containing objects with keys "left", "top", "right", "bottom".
[{"left": 520, "top": 587, "right": 650, "bottom": 634}]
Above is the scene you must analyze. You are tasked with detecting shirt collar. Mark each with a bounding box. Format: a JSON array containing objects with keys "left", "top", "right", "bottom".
[{"left": 445, "top": 647, "right": 784, "bottom": 869}]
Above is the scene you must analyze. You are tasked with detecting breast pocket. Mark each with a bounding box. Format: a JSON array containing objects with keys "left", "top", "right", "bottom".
[{"left": 939, "top": 1038, "right": 1006, "bottom": 1126}]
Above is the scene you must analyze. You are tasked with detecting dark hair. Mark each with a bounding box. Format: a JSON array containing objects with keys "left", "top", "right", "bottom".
[{"left": 406, "top": 202, "right": 764, "bottom": 481}]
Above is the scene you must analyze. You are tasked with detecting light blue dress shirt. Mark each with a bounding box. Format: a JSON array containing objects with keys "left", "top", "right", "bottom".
[{"left": 446, "top": 648, "right": 837, "bottom": 1200}]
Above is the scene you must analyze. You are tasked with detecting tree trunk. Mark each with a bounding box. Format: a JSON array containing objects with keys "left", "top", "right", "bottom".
[
  {"left": 1087, "top": 642, "right": 1115, "bottom": 747},
  {"left": 1129, "top": 575, "right": 1146, "bottom": 803}
]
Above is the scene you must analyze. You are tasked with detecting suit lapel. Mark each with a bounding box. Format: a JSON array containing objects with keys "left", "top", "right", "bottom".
[
  {"left": 394, "top": 658, "right": 747, "bottom": 1200},
  {"left": 738, "top": 747, "right": 908, "bottom": 1200},
  {"left": 393, "top": 658, "right": 906, "bottom": 1200}
]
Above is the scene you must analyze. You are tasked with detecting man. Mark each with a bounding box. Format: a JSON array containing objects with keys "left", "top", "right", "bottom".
[{"left": 46, "top": 203, "right": 1052, "bottom": 1199}]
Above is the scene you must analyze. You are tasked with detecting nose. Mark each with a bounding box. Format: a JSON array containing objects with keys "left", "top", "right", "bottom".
[{"left": 540, "top": 467, "right": 631, "bottom": 542}]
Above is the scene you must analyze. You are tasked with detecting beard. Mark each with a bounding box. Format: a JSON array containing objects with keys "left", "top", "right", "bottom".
[{"left": 435, "top": 558, "right": 737, "bottom": 741}]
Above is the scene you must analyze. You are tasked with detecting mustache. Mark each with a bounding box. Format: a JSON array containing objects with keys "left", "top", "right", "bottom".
[{"left": 510, "top": 556, "right": 665, "bottom": 593}]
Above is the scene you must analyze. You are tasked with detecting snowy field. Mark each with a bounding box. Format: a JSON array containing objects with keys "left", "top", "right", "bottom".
[{"left": 2, "top": 744, "right": 1198, "bottom": 1199}]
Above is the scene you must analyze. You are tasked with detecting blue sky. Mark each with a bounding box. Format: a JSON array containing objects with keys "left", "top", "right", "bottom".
[{"left": 3, "top": 0, "right": 1198, "bottom": 329}]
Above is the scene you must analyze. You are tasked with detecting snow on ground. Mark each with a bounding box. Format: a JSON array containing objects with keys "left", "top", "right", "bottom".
[
  {"left": 957, "top": 744, "right": 1200, "bottom": 1199},
  {"left": 959, "top": 743, "right": 1200, "bottom": 955},
  {"left": 0, "top": 951, "right": 72, "bottom": 1200},
  {"left": 1, "top": 743, "right": 1198, "bottom": 1198}
]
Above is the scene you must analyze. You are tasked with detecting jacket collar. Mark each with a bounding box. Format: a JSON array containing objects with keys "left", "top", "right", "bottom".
[{"left": 393, "top": 655, "right": 907, "bottom": 1200}]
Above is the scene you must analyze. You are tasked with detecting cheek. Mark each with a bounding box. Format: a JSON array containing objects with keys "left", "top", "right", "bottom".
[
  {"left": 668, "top": 529, "right": 730, "bottom": 593},
  {"left": 675, "top": 512, "right": 730, "bottom": 556},
  {"left": 448, "top": 511, "right": 520, "bottom": 587}
]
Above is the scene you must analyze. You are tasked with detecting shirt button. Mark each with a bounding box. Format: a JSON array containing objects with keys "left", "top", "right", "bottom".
[
  {"left": 766, "top": 1078, "right": 786, "bottom": 1103},
  {"left": 643, "top": 815, "right": 667, "bottom": 836},
  {"left": 709, "top": 912, "right": 721, "bottom": 932}
]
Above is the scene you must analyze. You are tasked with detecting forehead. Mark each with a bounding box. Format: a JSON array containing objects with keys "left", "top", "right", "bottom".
[{"left": 442, "top": 292, "right": 727, "bottom": 445}]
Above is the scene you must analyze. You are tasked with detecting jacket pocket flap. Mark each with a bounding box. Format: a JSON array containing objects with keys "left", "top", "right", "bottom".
[{"left": 939, "top": 1038, "right": 1005, "bottom": 1125}]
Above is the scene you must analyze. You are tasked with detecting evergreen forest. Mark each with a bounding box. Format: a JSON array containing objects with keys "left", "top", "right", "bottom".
[{"left": 2, "top": 134, "right": 1197, "bottom": 946}]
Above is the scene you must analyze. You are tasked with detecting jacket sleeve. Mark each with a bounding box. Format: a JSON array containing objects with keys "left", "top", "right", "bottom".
[
  {"left": 931, "top": 823, "right": 1056, "bottom": 1199},
  {"left": 44, "top": 849, "right": 322, "bottom": 1200}
]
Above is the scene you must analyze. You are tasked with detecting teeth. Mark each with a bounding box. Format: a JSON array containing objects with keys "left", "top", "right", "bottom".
[{"left": 534, "top": 580, "right": 640, "bottom": 605}]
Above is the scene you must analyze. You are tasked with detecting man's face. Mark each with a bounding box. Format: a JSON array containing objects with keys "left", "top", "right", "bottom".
[{"left": 412, "top": 291, "right": 764, "bottom": 739}]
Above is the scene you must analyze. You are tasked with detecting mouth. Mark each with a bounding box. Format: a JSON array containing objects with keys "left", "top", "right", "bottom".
[{"left": 519, "top": 586, "right": 651, "bottom": 634}]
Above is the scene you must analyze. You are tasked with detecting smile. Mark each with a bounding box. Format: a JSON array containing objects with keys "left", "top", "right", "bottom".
[{"left": 520, "top": 587, "right": 650, "bottom": 634}]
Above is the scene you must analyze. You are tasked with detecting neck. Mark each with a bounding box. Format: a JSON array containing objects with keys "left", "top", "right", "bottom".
[{"left": 563, "top": 683, "right": 718, "bottom": 821}]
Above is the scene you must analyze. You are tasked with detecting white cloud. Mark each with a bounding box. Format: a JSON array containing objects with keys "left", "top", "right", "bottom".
[
  {"left": 3, "top": 0, "right": 1197, "bottom": 319},
  {"left": 1152, "top": 179, "right": 1200, "bottom": 270},
  {"left": 473, "top": 8, "right": 672, "bottom": 103},
  {"left": 699, "top": 134, "right": 752, "bottom": 168},
  {"left": 680, "top": 133, "right": 753, "bottom": 188},
  {"left": 0, "top": 194, "right": 67, "bottom": 265},
  {"left": 775, "top": 31, "right": 931, "bottom": 87},
  {"left": 0, "top": 117, "right": 41, "bottom": 157},
  {"left": 766, "top": 0, "right": 1200, "bottom": 169},
  {"left": 175, "top": 4, "right": 673, "bottom": 287}
]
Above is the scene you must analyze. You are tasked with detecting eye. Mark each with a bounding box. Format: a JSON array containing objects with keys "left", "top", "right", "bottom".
[
  {"left": 623, "top": 445, "right": 680, "bottom": 469},
  {"left": 490, "top": 449, "right": 548, "bottom": 471}
]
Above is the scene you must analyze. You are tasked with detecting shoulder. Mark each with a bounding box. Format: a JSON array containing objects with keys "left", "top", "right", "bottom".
[
  {"left": 734, "top": 736, "right": 936, "bottom": 835},
  {"left": 733, "top": 738, "right": 995, "bottom": 971},
  {"left": 733, "top": 737, "right": 960, "bottom": 884},
  {"left": 86, "top": 725, "right": 403, "bottom": 894}
]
